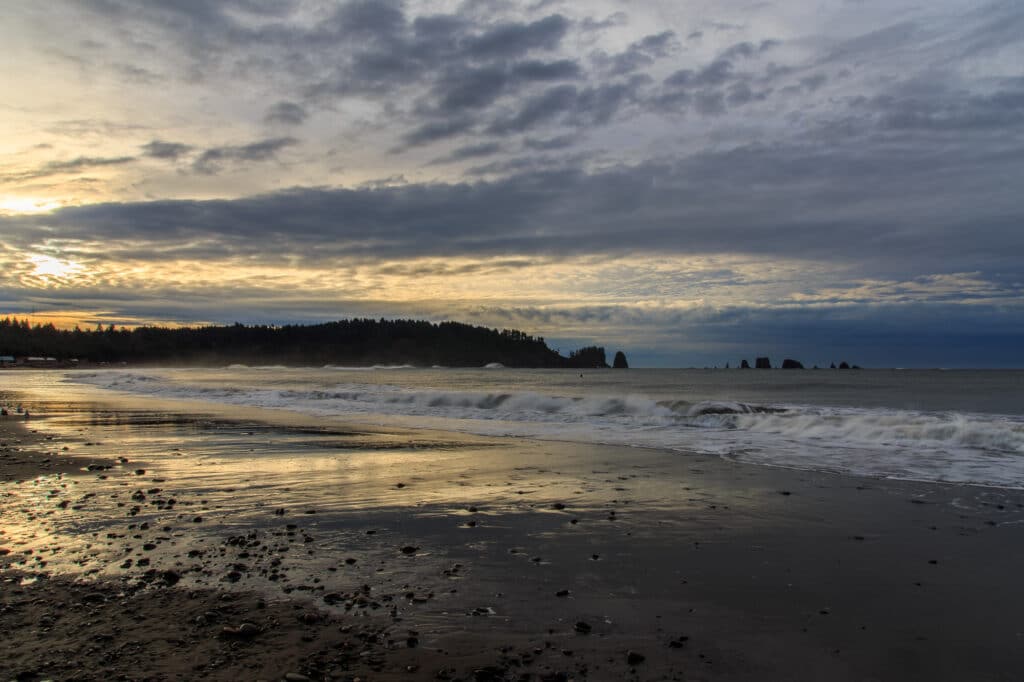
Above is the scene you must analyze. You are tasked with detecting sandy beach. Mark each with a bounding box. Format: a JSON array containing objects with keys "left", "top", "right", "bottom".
[{"left": 3, "top": 395, "right": 1024, "bottom": 682}]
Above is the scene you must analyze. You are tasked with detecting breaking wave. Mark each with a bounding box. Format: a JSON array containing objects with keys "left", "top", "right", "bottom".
[{"left": 71, "top": 370, "right": 1024, "bottom": 489}]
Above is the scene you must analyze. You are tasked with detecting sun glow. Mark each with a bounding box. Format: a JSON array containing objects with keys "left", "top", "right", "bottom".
[
  {"left": 0, "top": 196, "right": 62, "bottom": 215},
  {"left": 30, "top": 254, "right": 84, "bottom": 279}
]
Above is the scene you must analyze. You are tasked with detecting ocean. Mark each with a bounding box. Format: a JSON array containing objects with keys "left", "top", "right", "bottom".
[{"left": 6, "top": 366, "right": 1016, "bottom": 490}]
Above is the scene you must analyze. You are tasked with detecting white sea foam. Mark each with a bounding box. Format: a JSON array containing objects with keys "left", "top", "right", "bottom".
[{"left": 70, "top": 369, "right": 1024, "bottom": 489}]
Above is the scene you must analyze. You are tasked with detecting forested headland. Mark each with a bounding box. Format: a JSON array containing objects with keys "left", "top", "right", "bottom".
[{"left": 0, "top": 317, "right": 623, "bottom": 369}]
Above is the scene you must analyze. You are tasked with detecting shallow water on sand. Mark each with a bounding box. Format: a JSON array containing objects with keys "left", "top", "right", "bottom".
[
  {"left": 5, "top": 377, "right": 1024, "bottom": 680},
  {"left": 43, "top": 366, "right": 1024, "bottom": 488}
]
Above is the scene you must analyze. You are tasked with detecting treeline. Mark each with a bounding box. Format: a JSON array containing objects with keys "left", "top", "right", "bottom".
[{"left": 0, "top": 317, "right": 619, "bottom": 369}]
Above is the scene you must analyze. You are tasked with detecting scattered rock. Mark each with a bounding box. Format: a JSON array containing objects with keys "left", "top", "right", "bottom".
[{"left": 627, "top": 650, "right": 646, "bottom": 665}]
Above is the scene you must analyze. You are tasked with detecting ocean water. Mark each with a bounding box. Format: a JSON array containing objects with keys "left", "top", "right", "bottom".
[{"left": 9, "top": 367, "right": 1024, "bottom": 489}]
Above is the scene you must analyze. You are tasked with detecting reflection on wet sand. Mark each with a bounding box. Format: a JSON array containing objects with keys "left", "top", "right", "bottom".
[{"left": 4, "top": 378, "right": 1024, "bottom": 681}]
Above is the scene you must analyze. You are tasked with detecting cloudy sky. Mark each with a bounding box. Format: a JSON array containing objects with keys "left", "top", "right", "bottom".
[{"left": 2, "top": 0, "right": 1023, "bottom": 367}]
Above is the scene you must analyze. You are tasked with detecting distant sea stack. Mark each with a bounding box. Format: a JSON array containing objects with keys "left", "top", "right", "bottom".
[
  {"left": 740, "top": 359, "right": 751, "bottom": 369},
  {"left": 781, "top": 358, "right": 804, "bottom": 369},
  {"left": 612, "top": 351, "right": 629, "bottom": 369},
  {"left": 755, "top": 357, "right": 771, "bottom": 369}
]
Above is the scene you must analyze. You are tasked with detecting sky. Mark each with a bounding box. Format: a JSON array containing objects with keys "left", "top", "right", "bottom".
[{"left": 1, "top": 0, "right": 1023, "bottom": 367}]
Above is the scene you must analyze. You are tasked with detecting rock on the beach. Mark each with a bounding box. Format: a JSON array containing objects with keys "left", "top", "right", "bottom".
[{"left": 627, "top": 650, "right": 646, "bottom": 665}]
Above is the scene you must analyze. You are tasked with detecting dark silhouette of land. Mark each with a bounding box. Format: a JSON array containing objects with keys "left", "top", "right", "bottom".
[{"left": 0, "top": 317, "right": 625, "bottom": 369}]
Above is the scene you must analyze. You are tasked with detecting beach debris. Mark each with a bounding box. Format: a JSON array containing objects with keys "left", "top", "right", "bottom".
[
  {"left": 668, "top": 636, "right": 690, "bottom": 648},
  {"left": 555, "top": 589, "right": 570, "bottom": 597},
  {"left": 627, "top": 650, "right": 646, "bottom": 665},
  {"left": 574, "top": 621, "right": 592, "bottom": 634},
  {"left": 400, "top": 545, "right": 419, "bottom": 555},
  {"left": 552, "top": 502, "right": 566, "bottom": 510}
]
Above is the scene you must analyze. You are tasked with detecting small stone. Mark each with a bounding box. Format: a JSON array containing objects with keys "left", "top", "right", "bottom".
[
  {"left": 574, "top": 621, "right": 592, "bottom": 634},
  {"left": 555, "top": 589, "right": 570, "bottom": 597},
  {"left": 400, "top": 545, "right": 419, "bottom": 555},
  {"left": 627, "top": 650, "right": 645, "bottom": 665},
  {"left": 552, "top": 502, "right": 566, "bottom": 510}
]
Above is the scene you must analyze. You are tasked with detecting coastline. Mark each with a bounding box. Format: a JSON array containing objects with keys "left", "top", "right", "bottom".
[{"left": 2, "top": 399, "right": 1024, "bottom": 681}]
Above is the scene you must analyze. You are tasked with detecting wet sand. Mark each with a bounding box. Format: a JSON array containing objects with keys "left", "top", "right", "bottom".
[{"left": 2, "top": 401, "right": 1024, "bottom": 681}]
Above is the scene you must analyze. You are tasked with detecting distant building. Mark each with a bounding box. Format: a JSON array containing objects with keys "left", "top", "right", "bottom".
[{"left": 25, "top": 357, "right": 58, "bottom": 367}]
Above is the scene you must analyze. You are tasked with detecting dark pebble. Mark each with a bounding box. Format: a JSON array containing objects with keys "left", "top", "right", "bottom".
[{"left": 627, "top": 651, "right": 645, "bottom": 665}]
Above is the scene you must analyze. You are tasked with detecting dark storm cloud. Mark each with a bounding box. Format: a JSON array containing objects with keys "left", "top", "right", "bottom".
[
  {"left": 666, "top": 59, "right": 735, "bottom": 88},
  {"left": 428, "top": 142, "right": 504, "bottom": 165},
  {"left": 486, "top": 77, "right": 644, "bottom": 134},
  {"left": 6, "top": 124, "right": 1022, "bottom": 279},
  {"left": 593, "top": 30, "right": 677, "bottom": 76},
  {"left": 462, "top": 14, "right": 569, "bottom": 58},
  {"left": 521, "top": 134, "right": 580, "bottom": 150},
  {"left": 141, "top": 140, "right": 193, "bottom": 160},
  {"left": 427, "top": 58, "right": 582, "bottom": 117},
  {"left": 398, "top": 118, "right": 477, "bottom": 149},
  {"left": 191, "top": 137, "right": 298, "bottom": 174},
  {"left": 866, "top": 83, "right": 1024, "bottom": 132},
  {"left": 264, "top": 101, "right": 309, "bottom": 126},
  {"left": 719, "top": 39, "right": 778, "bottom": 60}
]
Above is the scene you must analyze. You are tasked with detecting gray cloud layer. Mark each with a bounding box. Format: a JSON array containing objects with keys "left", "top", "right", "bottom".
[{"left": 3, "top": 0, "right": 1023, "bottom": 365}]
